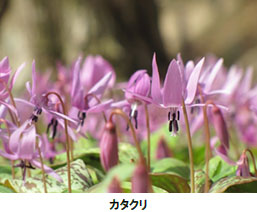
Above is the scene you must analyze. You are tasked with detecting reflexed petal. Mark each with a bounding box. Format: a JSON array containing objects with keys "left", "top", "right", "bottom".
[
  {"left": 204, "top": 58, "right": 223, "bottom": 92},
  {"left": 32, "top": 60, "right": 36, "bottom": 96},
  {"left": 185, "top": 58, "right": 204, "bottom": 104},
  {"left": 151, "top": 53, "right": 163, "bottom": 104},
  {"left": 9, "top": 62, "right": 26, "bottom": 91},
  {"left": 31, "top": 160, "right": 63, "bottom": 182},
  {"left": 86, "top": 99, "right": 113, "bottom": 113},
  {"left": 71, "top": 57, "right": 82, "bottom": 98},
  {"left": 88, "top": 72, "right": 112, "bottom": 96},
  {"left": 0, "top": 57, "right": 10, "bottom": 73},
  {"left": 163, "top": 59, "right": 182, "bottom": 107}
]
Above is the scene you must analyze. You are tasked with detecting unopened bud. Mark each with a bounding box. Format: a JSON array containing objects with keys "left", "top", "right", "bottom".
[
  {"left": 131, "top": 161, "right": 149, "bottom": 193},
  {"left": 100, "top": 121, "right": 118, "bottom": 171},
  {"left": 108, "top": 176, "right": 122, "bottom": 193},
  {"left": 156, "top": 137, "right": 172, "bottom": 159},
  {"left": 212, "top": 106, "right": 229, "bottom": 149}
]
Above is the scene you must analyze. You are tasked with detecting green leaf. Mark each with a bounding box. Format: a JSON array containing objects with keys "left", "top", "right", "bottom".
[
  {"left": 151, "top": 158, "right": 190, "bottom": 180},
  {"left": 5, "top": 159, "right": 94, "bottom": 193},
  {"left": 52, "top": 148, "right": 102, "bottom": 171},
  {"left": 118, "top": 142, "right": 138, "bottom": 164},
  {"left": 150, "top": 173, "right": 190, "bottom": 193},
  {"left": 87, "top": 163, "right": 135, "bottom": 193},
  {"left": 0, "top": 184, "right": 15, "bottom": 193},
  {"left": 205, "top": 156, "right": 236, "bottom": 182},
  {"left": 194, "top": 170, "right": 212, "bottom": 193},
  {"left": 210, "top": 176, "right": 257, "bottom": 193}
]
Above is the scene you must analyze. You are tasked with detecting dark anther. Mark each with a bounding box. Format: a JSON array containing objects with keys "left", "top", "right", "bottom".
[
  {"left": 26, "top": 162, "right": 36, "bottom": 169},
  {"left": 37, "top": 108, "right": 42, "bottom": 115},
  {"left": 14, "top": 160, "right": 35, "bottom": 169},
  {"left": 49, "top": 157, "right": 54, "bottom": 164},
  {"left": 169, "top": 120, "right": 173, "bottom": 132},
  {"left": 172, "top": 112, "right": 176, "bottom": 121},
  {"left": 31, "top": 115, "right": 38, "bottom": 122},
  {"left": 134, "top": 110, "right": 138, "bottom": 129},
  {"left": 47, "top": 118, "right": 54, "bottom": 133},
  {"left": 77, "top": 111, "right": 86, "bottom": 126},
  {"left": 173, "top": 120, "right": 179, "bottom": 132},
  {"left": 177, "top": 111, "right": 180, "bottom": 120},
  {"left": 52, "top": 119, "right": 58, "bottom": 139},
  {"left": 168, "top": 111, "right": 171, "bottom": 120}
]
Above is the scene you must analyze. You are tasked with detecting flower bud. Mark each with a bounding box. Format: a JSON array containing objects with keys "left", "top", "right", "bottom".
[
  {"left": 108, "top": 176, "right": 122, "bottom": 193},
  {"left": 131, "top": 161, "right": 149, "bottom": 193},
  {"left": 212, "top": 106, "right": 229, "bottom": 149},
  {"left": 156, "top": 136, "right": 172, "bottom": 159},
  {"left": 100, "top": 121, "right": 118, "bottom": 171},
  {"left": 236, "top": 152, "right": 251, "bottom": 177}
]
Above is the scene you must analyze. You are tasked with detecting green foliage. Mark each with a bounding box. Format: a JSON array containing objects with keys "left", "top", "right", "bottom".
[
  {"left": 205, "top": 156, "right": 236, "bottom": 182},
  {"left": 0, "top": 159, "right": 95, "bottom": 193},
  {"left": 151, "top": 158, "right": 190, "bottom": 180},
  {"left": 210, "top": 176, "right": 257, "bottom": 193},
  {"left": 150, "top": 173, "right": 190, "bottom": 193}
]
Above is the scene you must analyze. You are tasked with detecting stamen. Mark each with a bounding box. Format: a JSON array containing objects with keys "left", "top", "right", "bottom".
[
  {"left": 172, "top": 112, "right": 176, "bottom": 121},
  {"left": 174, "top": 120, "right": 179, "bottom": 132},
  {"left": 134, "top": 110, "right": 138, "bottom": 129},
  {"left": 169, "top": 120, "right": 173, "bottom": 132},
  {"left": 47, "top": 118, "right": 54, "bottom": 133},
  {"left": 52, "top": 119, "right": 58, "bottom": 139},
  {"left": 177, "top": 111, "right": 180, "bottom": 120},
  {"left": 168, "top": 111, "right": 171, "bottom": 120}
]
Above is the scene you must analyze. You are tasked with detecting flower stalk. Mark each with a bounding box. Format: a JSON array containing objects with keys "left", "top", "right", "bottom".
[
  {"left": 46, "top": 91, "right": 72, "bottom": 193},
  {"left": 181, "top": 98, "right": 195, "bottom": 193},
  {"left": 144, "top": 104, "right": 151, "bottom": 172}
]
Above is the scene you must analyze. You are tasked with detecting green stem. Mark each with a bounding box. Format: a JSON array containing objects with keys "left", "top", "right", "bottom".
[
  {"left": 144, "top": 104, "right": 151, "bottom": 172},
  {"left": 181, "top": 99, "right": 195, "bottom": 193}
]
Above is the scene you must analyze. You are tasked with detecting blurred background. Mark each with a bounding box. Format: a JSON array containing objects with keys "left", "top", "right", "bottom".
[{"left": 1, "top": 0, "right": 257, "bottom": 85}]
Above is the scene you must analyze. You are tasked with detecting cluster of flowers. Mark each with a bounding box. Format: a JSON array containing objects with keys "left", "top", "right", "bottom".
[{"left": 0, "top": 52, "right": 256, "bottom": 192}]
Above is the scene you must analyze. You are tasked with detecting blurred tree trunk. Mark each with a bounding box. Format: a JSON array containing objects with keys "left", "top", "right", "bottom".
[
  {"left": 87, "top": 0, "right": 169, "bottom": 78},
  {"left": 31, "top": 0, "right": 64, "bottom": 69},
  {"left": 0, "top": 0, "right": 9, "bottom": 23}
]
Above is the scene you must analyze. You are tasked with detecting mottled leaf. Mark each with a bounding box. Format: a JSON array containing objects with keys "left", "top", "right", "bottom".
[
  {"left": 210, "top": 176, "right": 257, "bottom": 193},
  {"left": 4, "top": 159, "right": 94, "bottom": 193},
  {"left": 150, "top": 173, "right": 190, "bottom": 193},
  {"left": 194, "top": 170, "right": 212, "bottom": 193}
]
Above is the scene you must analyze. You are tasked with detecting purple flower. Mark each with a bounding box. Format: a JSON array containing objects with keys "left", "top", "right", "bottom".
[
  {"left": 80, "top": 55, "right": 116, "bottom": 90},
  {"left": 0, "top": 121, "right": 62, "bottom": 182},
  {"left": 122, "top": 70, "right": 151, "bottom": 129},
  {"left": 0, "top": 57, "right": 25, "bottom": 118},
  {"left": 70, "top": 57, "right": 114, "bottom": 128},
  {"left": 150, "top": 53, "right": 204, "bottom": 135},
  {"left": 15, "top": 60, "right": 76, "bottom": 125}
]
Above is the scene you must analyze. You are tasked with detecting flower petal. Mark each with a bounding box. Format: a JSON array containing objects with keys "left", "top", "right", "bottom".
[
  {"left": 185, "top": 57, "right": 205, "bottom": 104},
  {"left": 163, "top": 59, "right": 182, "bottom": 107},
  {"left": 151, "top": 53, "right": 163, "bottom": 104}
]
